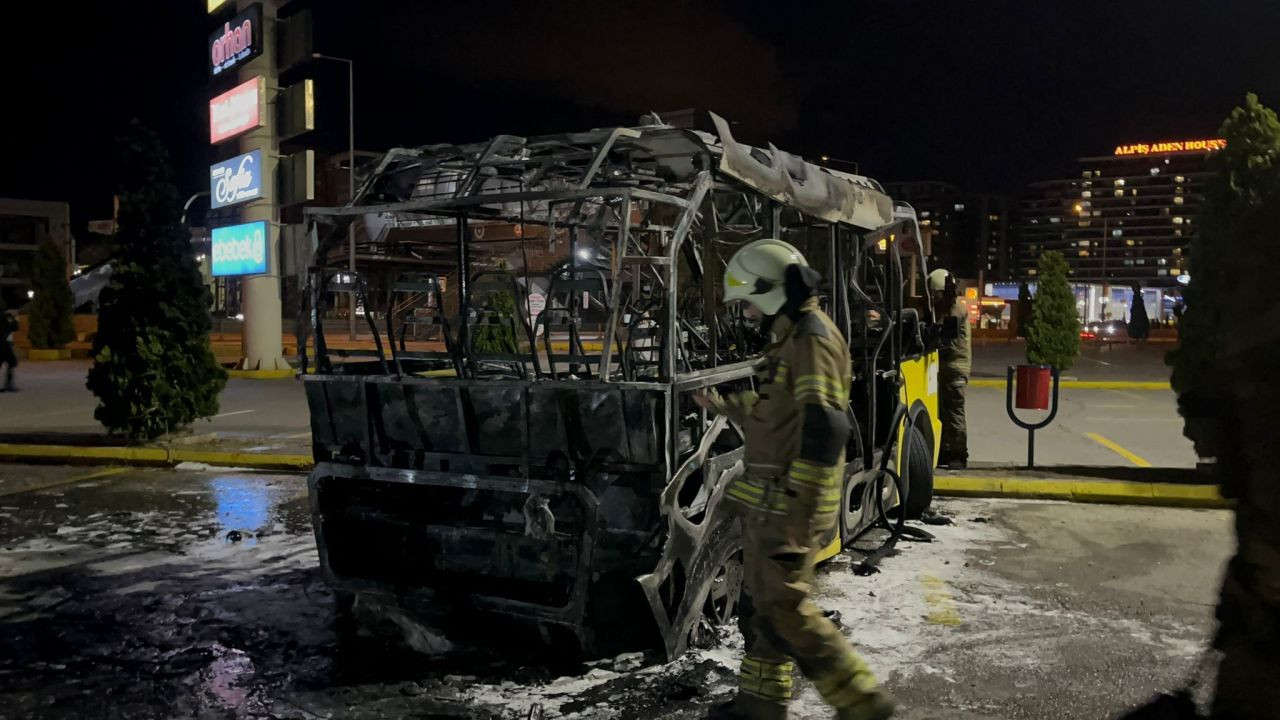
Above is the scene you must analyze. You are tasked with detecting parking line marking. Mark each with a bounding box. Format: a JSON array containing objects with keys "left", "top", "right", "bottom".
[
  {"left": 1086, "top": 432, "right": 1152, "bottom": 467},
  {"left": 0, "top": 467, "right": 130, "bottom": 497},
  {"left": 921, "top": 574, "right": 963, "bottom": 626},
  {"left": 213, "top": 410, "right": 256, "bottom": 419}
]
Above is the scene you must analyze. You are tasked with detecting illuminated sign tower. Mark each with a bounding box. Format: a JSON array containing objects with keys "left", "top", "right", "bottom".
[{"left": 206, "top": 1, "right": 288, "bottom": 372}]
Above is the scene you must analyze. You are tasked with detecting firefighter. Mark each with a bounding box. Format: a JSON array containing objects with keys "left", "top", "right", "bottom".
[
  {"left": 0, "top": 308, "right": 18, "bottom": 392},
  {"left": 928, "top": 268, "right": 970, "bottom": 470},
  {"left": 695, "top": 238, "right": 895, "bottom": 720}
]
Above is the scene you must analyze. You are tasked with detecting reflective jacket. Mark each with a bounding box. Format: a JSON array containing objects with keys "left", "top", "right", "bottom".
[
  {"left": 708, "top": 298, "right": 851, "bottom": 533},
  {"left": 940, "top": 297, "right": 972, "bottom": 376}
]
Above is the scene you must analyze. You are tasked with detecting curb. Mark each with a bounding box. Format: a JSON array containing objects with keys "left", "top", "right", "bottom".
[
  {"left": 969, "top": 379, "right": 1171, "bottom": 390},
  {"left": 226, "top": 369, "right": 296, "bottom": 380},
  {"left": 0, "top": 444, "right": 313, "bottom": 472},
  {"left": 0, "top": 444, "right": 1228, "bottom": 508},
  {"left": 935, "top": 475, "right": 1228, "bottom": 509}
]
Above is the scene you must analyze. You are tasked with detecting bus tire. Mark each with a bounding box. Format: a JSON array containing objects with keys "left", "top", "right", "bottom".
[{"left": 902, "top": 425, "right": 934, "bottom": 519}]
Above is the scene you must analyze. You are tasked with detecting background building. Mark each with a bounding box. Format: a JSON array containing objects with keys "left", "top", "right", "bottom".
[
  {"left": 883, "top": 182, "right": 1013, "bottom": 281},
  {"left": 1018, "top": 138, "right": 1222, "bottom": 288},
  {"left": 0, "top": 198, "right": 72, "bottom": 310}
]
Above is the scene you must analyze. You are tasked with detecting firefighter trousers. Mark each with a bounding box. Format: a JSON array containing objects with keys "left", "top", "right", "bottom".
[
  {"left": 733, "top": 520, "right": 879, "bottom": 719},
  {"left": 938, "top": 369, "right": 968, "bottom": 464}
]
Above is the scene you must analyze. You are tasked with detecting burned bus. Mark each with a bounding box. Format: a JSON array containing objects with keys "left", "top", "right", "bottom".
[{"left": 299, "top": 113, "right": 942, "bottom": 660}]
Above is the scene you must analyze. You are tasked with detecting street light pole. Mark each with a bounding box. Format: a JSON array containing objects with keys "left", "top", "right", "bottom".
[
  {"left": 1100, "top": 215, "right": 1109, "bottom": 319},
  {"left": 313, "top": 53, "right": 357, "bottom": 340}
]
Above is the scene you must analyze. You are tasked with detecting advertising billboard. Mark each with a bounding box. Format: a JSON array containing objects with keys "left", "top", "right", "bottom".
[
  {"left": 210, "top": 149, "right": 263, "bottom": 209},
  {"left": 209, "top": 3, "right": 263, "bottom": 76},
  {"left": 211, "top": 221, "right": 269, "bottom": 277},
  {"left": 209, "top": 76, "right": 264, "bottom": 144}
]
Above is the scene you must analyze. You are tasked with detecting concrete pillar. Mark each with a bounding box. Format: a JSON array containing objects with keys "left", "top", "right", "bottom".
[{"left": 236, "top": 0, "right": 289, "bottom": 371}]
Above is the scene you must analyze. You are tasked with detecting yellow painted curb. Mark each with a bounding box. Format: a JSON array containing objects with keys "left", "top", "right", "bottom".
[
  {"left": 0, "top": 443, "right": 313, "bottom": 472},
  {"left": 935, "top": 475, "right": 1229, "bottom": 508},
  {"left": 0, "top": 444, "right": 171, "bottom": 465},
  {"left": 226, "top": 369, "right": 296, "bottom": 379},
  {"left": 25, "top": 348, "right": 73, "bottom": 361},
  {"left": 548, "top": 341, "right": 605, "bottom": 352},
  {"left": 969, "top": 379, "right": 1171, "bottom": 390}
]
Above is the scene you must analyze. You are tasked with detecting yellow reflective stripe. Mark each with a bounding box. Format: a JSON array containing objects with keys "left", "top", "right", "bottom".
[
  {"left": 789, "top": 459, "right": 840, "bottom": 488},
  {"left": 795, "top": 373, "right": 849, "bottom": 403},
  {"left": 727, "top": 486, "right": 764, "bottom": 506},
  {"left": 741, "top": 657, "right": 794, "bottom": 680},
  {"left": 813, "top": 654, "right": 879, "bottom": 707},
  {"left": 740, "top": 657, "right": 795, "bottom": 700},
  {"left": 795, "top": 374, "right": 845, "bottom": 392}
]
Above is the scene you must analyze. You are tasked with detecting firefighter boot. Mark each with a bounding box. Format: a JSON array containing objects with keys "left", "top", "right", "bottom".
[{"left": 834, "top": 689, "right": 896, "bottom": 720}]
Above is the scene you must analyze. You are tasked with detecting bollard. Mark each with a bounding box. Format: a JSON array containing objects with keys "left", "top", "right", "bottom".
[{"left": 1005, "top": 365, "right": 1061, "bottom": 468}]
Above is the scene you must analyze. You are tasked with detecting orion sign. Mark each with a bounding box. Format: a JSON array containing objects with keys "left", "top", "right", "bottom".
[
  {"left": 211, "top": 221, "right": 269, "bottom": 277},
  {"left": 210, "top": 150, "right": 263, "bottom": 209},
  {"left": 209, "top": 3, "right": 263, "bottom": 76},
  {"left": 209, "top": 76, "right": 264, "bottom": 144}
]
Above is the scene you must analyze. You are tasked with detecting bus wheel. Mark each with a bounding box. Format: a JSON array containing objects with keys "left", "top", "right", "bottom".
[{"left": 901, "top": 425, "right": 934, "bottom": 519}]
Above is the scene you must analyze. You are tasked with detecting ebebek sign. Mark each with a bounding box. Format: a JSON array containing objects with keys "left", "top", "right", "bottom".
[
  {"left": 210, "top": 150, "right": 263, "bottom": 209},
  {"left": 209, "top": 76, "right": 264, "bottom": 144},
  {"left": 212, "top": 221, "right": 269, "bottom": 277},
  {"left": 209, "top": 3, "right": 263, "bottom": 76}
]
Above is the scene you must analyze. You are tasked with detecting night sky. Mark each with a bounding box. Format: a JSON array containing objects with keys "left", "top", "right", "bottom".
[{"left": 3, "top": 0, "right": 1277, "bottom": 231}]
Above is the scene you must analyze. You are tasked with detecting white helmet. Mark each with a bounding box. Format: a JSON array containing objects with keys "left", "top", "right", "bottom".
[
  {"left": 927, "top": 268, "right": 952, "bottom": 293},
  {"left": 723, "top": 238, "right": 808, "bottom": 316}
]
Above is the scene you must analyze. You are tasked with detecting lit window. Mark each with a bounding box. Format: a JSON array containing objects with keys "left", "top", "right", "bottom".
[
  {"left": 1082, "top": 191, "right": 1092, "bottom": 199},
  {"left": 1150, "top": 167, "right": 1161, "bottom": 176},
  {"left": 1029, "top": 269, "right": 1038, "bottom": 276},
  {"left": 1158, "top": 258, "right": 1168, "bottom": 266},
  {"left": 1171, "top": 266, "right": 1180, "bottom": 274},
  {"left": 1050, "top": 217, "right": 1061, "bottom": 224},
  {"left": 1083, "top": 171, "right": 1093, "bottom": 179},
  {"left": 1175, "top": 229, "right": 1183, "bottom": 238},
  {"left": 954, "top": 203, "right": 966, "bottom": 211},
  {"left": 921, "top": 211, "right": 931, "bottom": 218},
  {"left": 1078, "top": 240, "right": 1090, "bottom": 247},
  {"left": 1114, "top": 189, "right": 1124, "bottom": 197},
  {"left": 1124, "top": 259, "right": 1134, "bottom": 266},
  {"left": 1126, "top": 239, "right": 1135, "bottom": 246},
  {"left": 1175, "top": 175, "right": 1186, "bottom": 183},
  {"left": 1174, "top": 196, "right": 1184, "bottom": 205},
  {"left": 1136, "top": 259, "right": 1146, "bottom": 265},
  {"left": 1030, "top": 218, "right": 1039, "bottom": 224},
  {"left": 1078, "top": 250, "right": 1090, "bottom": 257},
  {"left": 1114, "top": 178, "right": 1126, "bottom": 187},
  {"left": 1131, "top": 189, "right": 1138, "bottom": 196},
  {"left": 1112, "top": 229, "right": 1123, "bottom": 237},
  {"left": 1173, "top": 248, "right": 1183, "bottom": 257},
  {"left": 1173, "top": 216, "right": 1184, "bottom": 225},
  {"left": 921, "top": 219, "right": 932, "bottom": 226}
]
